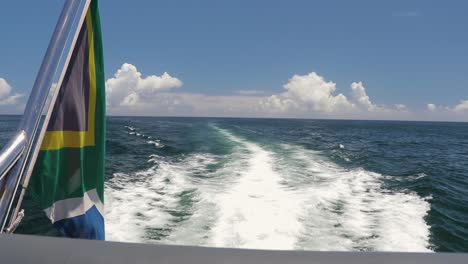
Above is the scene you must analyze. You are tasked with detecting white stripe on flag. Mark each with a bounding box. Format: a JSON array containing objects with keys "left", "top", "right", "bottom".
[{"left": 44, "top": 189, "right": 104, "bottom": 223}]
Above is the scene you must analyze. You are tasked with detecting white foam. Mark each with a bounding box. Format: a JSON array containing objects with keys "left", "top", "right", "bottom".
[
  {"left": 147, "top": 140, "right": 165, "bottom": 148},
  {"left": 105, "top": 169, "right": 170, "bottom": 243},
  {"left": 277, "top": 144, "right": 432, "bottom": 252},
  {"left": 105, "top": 154, "right": 216, "bottom": 243},
  {"left": 161, "top": 146, "right": 249, "bottom": 246},
  {"left": 207, "top": 129, "right": 304, "bottom": 249},
  {"left": 106, "top": 127, "right": 432, "bottom": 252}
]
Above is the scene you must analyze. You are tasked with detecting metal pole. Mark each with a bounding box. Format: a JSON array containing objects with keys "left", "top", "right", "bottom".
[
  {"left": 0, "top": 0, "right": 87, "bottom": 231},
  {"left": 7, "top": 0, "right": 92, "bottom": 232},
  {"left": 0, "top": 132, "right": 26, "bottom": 182}
]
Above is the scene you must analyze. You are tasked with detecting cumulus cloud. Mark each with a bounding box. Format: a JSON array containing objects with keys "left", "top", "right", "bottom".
[
  {"left": 260, "top": 72, "right": 353, "bottom": 113},
  {"left": 453, "top": 100, "right": 468, "bottom": 112},
  {"left": 258, "top": 72, "right": 401, "bottom": 118},
  {"left": 394, "top": 104, "right": 408, "bottom": 112},
  {"left": 0, "top": 62, "right": 465, "bottom": 121},
  {"left": 103, "top": 64, "right": 466, "bottom": 121},
  {"left": 106, "top": 63, "right": 182, "bottom": 108},
  {"left": 417, "top": 101, "right": 468, "bottom": 121},
  {"left": 426, "top": 101, "right": 468, "bottom": 115},
  {"left": 351, "top": 81, "right": 378, "bottom": 111},
  {"left": 426, "top": 103, "right": 437, "bottom": 112},
  {"left": 106, "top": 67, "right": 412, "bottom": 119},
  {"left": 0, "top": 78, "right": 23, "bottom": 105},
  {"left": 105, "top": 63, "right": 261, "bottom": 116}
]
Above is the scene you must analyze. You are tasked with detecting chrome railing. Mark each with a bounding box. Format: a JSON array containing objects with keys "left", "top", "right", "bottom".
[
  {"left": 0, "top": 132, "right": 26, "bottom": 182},
  {"left": 0, "top": 0, "right": 89, "bottom": 232}
]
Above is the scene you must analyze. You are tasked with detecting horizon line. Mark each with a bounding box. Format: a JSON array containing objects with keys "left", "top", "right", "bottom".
[{"left": 0, "top": 114, "right": 466, "bottom": 124}]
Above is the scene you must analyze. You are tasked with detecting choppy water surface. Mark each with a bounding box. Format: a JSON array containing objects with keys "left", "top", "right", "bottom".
[{"left": 1, "top": 116, "right": 467, "bottom": 252}]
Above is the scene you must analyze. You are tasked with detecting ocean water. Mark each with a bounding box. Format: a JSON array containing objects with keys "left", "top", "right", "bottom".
[{"left": 1, "top": 115, "right": 468, "bottom": 252}]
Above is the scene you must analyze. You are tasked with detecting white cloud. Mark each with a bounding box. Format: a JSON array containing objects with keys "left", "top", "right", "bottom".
[
  {"left": 108, "top": 91, "right": 261, "bottom": 117},
  {"left": 426, "top": 101, "right": 468, "bottom": 114},
  {"left": 258, "top": 73, "right": 401, "bottom": 118},
  {"left": 260, "top": 72, "right": 353, "bottom": 113},
  {"left": 0, "top": 62, "right": 464, "bottom": 122},
  {"left": 103, "top": 64, "right": 466, "bottom": 121},
  {"left": 426, "top": 103, "right": 437, "bottom": 112},
  {"left": 453, "top": 100, "right": 468, "bottom": 112},
  {"left": 351, "top": 81, "right": 378, "bottom": 111},
  {"left": 105, "top": 68, "right": 411, "bottom": 119},
  {"left": 105, "top": 63, "right": 261, "bottom": 116},
  {"left": 0, "top": 78, "right": 11, "bottom": 99},
  {"left": 0, "top": 78, "right": 23, "bottom": 105},
  {"left": 395, "top": 104, "right": 408, "bottom": 111},
  {"left": 106, "top": 63, "right": 182, "bottom": 108}
]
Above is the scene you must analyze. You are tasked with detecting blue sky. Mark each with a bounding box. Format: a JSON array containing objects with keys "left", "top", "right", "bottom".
[{"left": 0, "top": 0, "right": 467, "bottom": 120}]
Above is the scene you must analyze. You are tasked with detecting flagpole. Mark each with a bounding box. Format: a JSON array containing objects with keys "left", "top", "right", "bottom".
[{"left": 0, "top": 0, "right": 89, "bottom": 232}]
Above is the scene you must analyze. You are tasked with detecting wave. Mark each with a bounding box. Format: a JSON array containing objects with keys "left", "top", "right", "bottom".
[
  {"left": 105, "top": 154, "right": 217, "bottom": 243},
  {"left": 123, "top": 124, "right": 165, "bottom": 149},
  {"left": 275, "top": 144, "right": 431, "bottom": 251},
  {"left": 147, "top": 140, "right": 165, "bottom": 148},
  {"left": 105, "top": 125, "right": 431, "bottom": 252},
  {"left": 209, "top": 128, "right": 431, "bottom": 251},
  {"left": 124, "top": 125, "right": 135, "bottom": 131},
  {"left": 207, "top": 128, "right": 304, "bottom": 249}
]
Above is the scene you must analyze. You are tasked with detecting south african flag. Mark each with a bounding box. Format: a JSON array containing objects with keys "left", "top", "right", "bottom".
[{"left": 28, "top": 0, "right": 105, "bottom": 240}]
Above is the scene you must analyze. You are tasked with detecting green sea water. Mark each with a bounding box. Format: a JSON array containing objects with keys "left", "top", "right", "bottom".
[{"left": 1, "top": 116, "right": 467, "bottom": 252}]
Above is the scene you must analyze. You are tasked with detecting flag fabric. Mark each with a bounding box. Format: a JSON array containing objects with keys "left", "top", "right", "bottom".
[{"left": 28, "top": 0, "right": 105, "bottom": 240}]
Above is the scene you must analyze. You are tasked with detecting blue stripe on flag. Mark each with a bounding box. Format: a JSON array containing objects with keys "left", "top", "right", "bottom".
[{"left": 53, "top": 205, "right": 105, "bottom": 240}]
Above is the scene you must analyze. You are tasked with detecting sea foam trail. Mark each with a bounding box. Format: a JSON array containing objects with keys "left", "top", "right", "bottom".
[
  {"left": 209, "top": 128, "right": 304, "bottom": 249},
  {"left": 106, "top": 125, "right": 432, "bottom": 252},
  {"left": 208, "top": 128, "right": 431, "bottom": 251},
  {"left": 105, "top": 154, "right": 216, "bottom": 243},
  {"left": 277, "top": 144, "right": 432, "bottom": 252}
]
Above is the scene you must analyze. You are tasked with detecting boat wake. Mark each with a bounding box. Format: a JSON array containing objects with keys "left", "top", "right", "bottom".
[
  {"left": 105, "top": 126, "right": 432, "bottom": 252},
  {"left": 208, "top": 128, "right": 304, "bottom": 249},
  {"left": 275, "top": 144, "right": 431, "bottom": 251}
]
